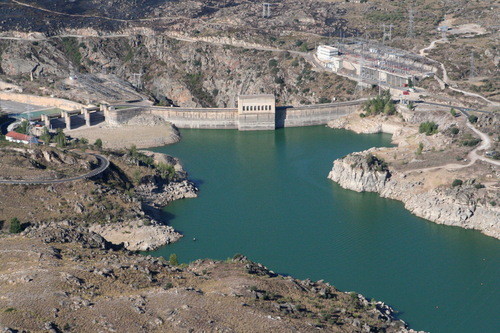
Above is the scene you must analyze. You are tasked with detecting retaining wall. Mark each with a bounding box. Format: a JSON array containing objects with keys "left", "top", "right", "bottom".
[
  {"left": 0, "top": 92, "right": 84, "bottom": 110},
  {"left": 108, "top": 100, "right": 365, "bottom": 130}
]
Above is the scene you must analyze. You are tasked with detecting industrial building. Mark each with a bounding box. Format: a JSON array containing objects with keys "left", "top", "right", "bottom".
[
  {"left": 316, "top": 45, "right": 340, "bottom": 61},
  {"left": 316, "top": 42, "right": 436, "bottom": 88}
]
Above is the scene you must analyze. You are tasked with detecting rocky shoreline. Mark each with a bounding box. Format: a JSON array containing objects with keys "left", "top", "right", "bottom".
[{"left": 327, "top": 109, "right": 499, "bottom": 239}]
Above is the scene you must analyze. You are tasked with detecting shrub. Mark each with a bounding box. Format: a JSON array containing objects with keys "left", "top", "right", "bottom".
[
  {"left": 268, "top": 59, "right": 278, "bottom": 68},
  {"left": 94, "top": 138, "right": 103, "bottom": 149},
  {"left": 450, "top": 108, "right": 457, "bottom": 117},
  {"left": 416, "top": 142, "right": 424, "bottom": 155},
  {"left": 468, "top": 115, "right": 478, "bottom": 123},
  {"left": 274, "top": 76, "right": 284, "bottom": 84},
  {"left": 452, "top": 179, "right": 463, "bottom": 187},
  {"left": 450, "top": 127, "right": 459, "bottom": 135},
  {"left": 366, "top": 154, "right": 388, "bottom": 172},
  {"left": 359, "top": 113, "right": 366, "bottom": 118},
  {"left": 61, "top": 37, "right": 83, "bottom": 69},
  {"left": 419, "top": 121, "right": 439, "bottom": 135},
  {"left": 169, "top": 253, "right": 178, "bottom": 266},
  {"left": 474, "top": 183, "right": 485, "bottom": 189},
  {"left": 462, "top": 138, "right": 481, "bottom": 146},
  {"left": 9, "top": 218, "right": 22, "bottom": 234},
  {"left": 157, "top": 163, "right": 176, "bottom": 181},
  {"left": 318, "top": 97, "right": 331, "bottom": 104}
]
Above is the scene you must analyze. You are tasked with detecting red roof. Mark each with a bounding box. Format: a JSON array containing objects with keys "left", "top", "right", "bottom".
[{"left": 6, "top": 131, "right": 36, "bottom": 142}]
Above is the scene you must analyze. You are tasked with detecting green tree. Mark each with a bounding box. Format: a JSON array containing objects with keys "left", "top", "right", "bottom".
[
  {"left": 79, "top": 137, "right": 88, "bottom": 145},
  {"left": 452, "top": 179, "right": 463, "bottom": 187},
  {"left": 39, "top": 127, "right": 51, "bottom": 144},
  {"left": 94, "top": 138, "right": 103, "bottom": 149},
  {"left": 468, "top": 115, "right": 478, "bottom": 123},
  {"left": 169, "top": 253, "right": 178, "bottom": 266},
  {"left": 9, "top": 218, "right": 22, "bottom": 234},
  {"left": 450, "top": 108, "right": 457, "bottom": 117},
  {"left": 383, "top": 101, "right": 396, "bottom": 115},
  {"left": 16, "top": 120, "right": 29, "bottom": 134},
  {"left": 407, "top": 101, "right": 415, "bottom": 110},
  {"left": 363, "top": 91, "right": 394, "bottom": 116},
  {"left": 419, "top": 121, "right": 439, "bottom": 135},
  {"left": 54, "top": 128, "right": 67, "bottom": 147}
]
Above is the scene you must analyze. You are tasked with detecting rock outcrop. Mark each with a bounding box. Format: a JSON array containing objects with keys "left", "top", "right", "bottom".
[
  {"left": 89, "top": 219, "right": 181, "bottom": 251},
  {"left": 328, "top": 152, "right": 500, "bottom": 238}
]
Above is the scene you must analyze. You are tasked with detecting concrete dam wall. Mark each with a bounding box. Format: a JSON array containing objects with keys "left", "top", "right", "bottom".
[{"left": 107, "top": 99, "right": 365, "bottom": 130}]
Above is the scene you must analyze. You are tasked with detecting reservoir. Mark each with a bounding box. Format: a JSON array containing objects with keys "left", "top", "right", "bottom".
[{"left": 148, "top": 126, "right": 499, "bottom": 333}]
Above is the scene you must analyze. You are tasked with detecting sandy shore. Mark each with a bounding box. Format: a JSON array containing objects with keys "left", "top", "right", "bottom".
[{"left": 68, "top": 114, "right": 181, "bottom": 149}]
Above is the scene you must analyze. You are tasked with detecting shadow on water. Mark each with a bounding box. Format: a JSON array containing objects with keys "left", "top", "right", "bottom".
[
  {"left": 143, "top": 204, "right": 177, "bottom": 226},
  {"left": 189, "top": 178, "right": 205, "bottom": 188}
]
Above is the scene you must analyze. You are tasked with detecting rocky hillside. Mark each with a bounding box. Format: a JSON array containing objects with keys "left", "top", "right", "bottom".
[
  {"left": 0, "top": 34, "right": 360, "bottom": 107},
  {"left": 0, "top": 233, "right": 421, "bottom": 332},
  {"left": 1, "top": 0, "right": 497, "bottom": 105},
  {"left": 329, "top": 152, "right": 499, "bottom": 238},
  {"left": 0, "top": 144, "right": 198, "bottom": 251},
  {"left": 328, "top": 106, "right": 500, "bottom": 239}
]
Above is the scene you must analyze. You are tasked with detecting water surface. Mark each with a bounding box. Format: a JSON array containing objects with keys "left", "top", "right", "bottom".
[{"left": 148, "top": 126, "right": 499, "bottom": 333}]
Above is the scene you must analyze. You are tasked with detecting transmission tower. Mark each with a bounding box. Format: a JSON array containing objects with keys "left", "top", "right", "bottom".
[
  {"left": 262, "top": 3, "right": 271, "bottom": 18},
  {"left": 407, "top": 8, "right": 415, "bottom": 38},
  {"left": 357, "top": 43, "right": 366, "bottom": 91},
  {"left": 132, "top": 73, "right": 143, "bottom": 89},
  {"left": 382, "top": 24, "right": 393, "bottom": 44},
  {"left": 470, "top": 52, "right": 476, "bottom": 78}
]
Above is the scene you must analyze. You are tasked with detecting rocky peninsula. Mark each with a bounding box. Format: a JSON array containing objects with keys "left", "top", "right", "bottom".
[
  {"left": 327, "top": 104, "right": 499, "bottom": 239},
  {"left": 0, "top": 143, "right": 197, "bottom": 251}
]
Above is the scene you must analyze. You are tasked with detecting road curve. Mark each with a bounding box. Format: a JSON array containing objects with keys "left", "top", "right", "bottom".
[{"left": 0, "top": 153, "right": 110, "bottom": 185}]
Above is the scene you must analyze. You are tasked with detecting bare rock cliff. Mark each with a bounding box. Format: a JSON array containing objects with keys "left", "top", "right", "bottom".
[{"left": 328, "top": 153, "right": 500, "bottom": 239}]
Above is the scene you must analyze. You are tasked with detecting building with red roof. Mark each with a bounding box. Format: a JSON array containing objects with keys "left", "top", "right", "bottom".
[{"left": 5, "top": 131, "right": 39, "bottom": 144}]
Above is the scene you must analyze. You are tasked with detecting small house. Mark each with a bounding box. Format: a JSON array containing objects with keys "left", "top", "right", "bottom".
[{"left": 5, "top": 131, "right": 39, "bottom": 145}]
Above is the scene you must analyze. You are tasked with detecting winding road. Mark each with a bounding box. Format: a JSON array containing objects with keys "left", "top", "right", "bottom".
[
  {"left": 0, "top": 153, "right": 110, "bottom": 185},
  {"left": 418, "top": 37, "right": 499, "bottom": 106}
]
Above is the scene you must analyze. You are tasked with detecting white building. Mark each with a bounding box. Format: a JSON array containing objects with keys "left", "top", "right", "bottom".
[
  {"left": 317, "top": 45, "right": 339, "bottom": 61},
  {"left": 5, "top": 131, "right": 39, "bottom": 145}
]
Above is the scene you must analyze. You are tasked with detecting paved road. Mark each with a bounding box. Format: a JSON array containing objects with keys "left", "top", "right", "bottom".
[{"left": 0, "top": 153, "right": 110, "bottom": 185}]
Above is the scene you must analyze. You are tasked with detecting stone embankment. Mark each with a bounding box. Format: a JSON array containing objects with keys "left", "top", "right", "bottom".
[
  {"left": 327, "top": 109, "right": 499, "bottom": 239},
  {"left": 69, "top": 114, "right": 181, "bottom": 149}
]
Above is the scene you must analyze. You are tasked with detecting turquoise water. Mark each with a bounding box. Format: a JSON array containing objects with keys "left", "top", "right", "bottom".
[{"left": 148, "top": 126, "right": 500, "bottom": 333}]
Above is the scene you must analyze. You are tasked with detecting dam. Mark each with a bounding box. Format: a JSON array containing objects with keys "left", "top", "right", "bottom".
[{"left": 106, "top": 94, "right": 365, "bottom": 131}]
